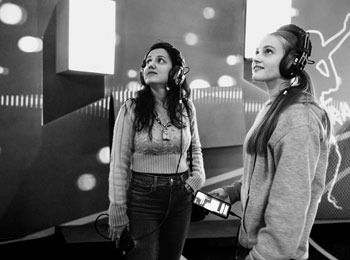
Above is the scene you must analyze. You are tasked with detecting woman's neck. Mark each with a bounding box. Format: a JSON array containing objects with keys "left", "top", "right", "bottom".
[
  {"left": 266, "top": 78, "right": 290, "bottom": 99},
  {"left": 151, "top": 88, "right": 167, "bottom": 111},
  {"left": 151, "top": 86, "right": 167, "bottom": 103}
]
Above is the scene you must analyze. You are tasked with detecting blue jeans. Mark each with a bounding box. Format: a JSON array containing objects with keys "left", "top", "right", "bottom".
[{"left": 126, "top": 171, "right": 193, "bottom": 260}]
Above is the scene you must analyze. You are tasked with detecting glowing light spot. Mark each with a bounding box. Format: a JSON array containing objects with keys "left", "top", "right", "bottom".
[
  {"left": 77, "top": 173, "right": 96, "bottom": 191},
  {"left": 202, "top": 7, "right": 215, "bottom": 19},
  {"left": 226, "top": 55, "right": 242, "bottom": 66},
  {"left": 190, "top": 79, "right": 210, "bottom": 89},
  {"left": 127, "top": 69, "right": 138, "bottom": 78},
  {"left": 184, "top": 32, "right": 199, "bottom": 46},
  {"left": 126, "top": 81, "right": 142, "bottom": 91},
  {"left": 218, "top": 75, "right": 236, "bottom": 87},
  {"left": 18, "top": 36, "right": 43, "bottom": 53},
  {"left": 0, "top": 3, "right": 27, "bottom": 25},
  {"left": 291, "top": 8, "right": 299, "bottom": 17},
  {"left": 97, "top": 146, "right": 110, "bottom": 164},
  {"left": 115, "top": 33, "right": 120, "bottom": 46},
  {"left": 0, "top": 66, "right": 9, "bottom": 75}
]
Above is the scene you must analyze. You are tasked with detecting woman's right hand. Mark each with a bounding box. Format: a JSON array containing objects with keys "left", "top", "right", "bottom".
[
  {"left": 207, "top": 188, "right": 229, "bottom": 201},
  {"left": 109, "top": 224, "right": 129, "bottom": 248}
]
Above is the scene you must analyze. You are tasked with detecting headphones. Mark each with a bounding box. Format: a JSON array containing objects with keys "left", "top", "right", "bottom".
[
  {"left": 279, "top": 28, "right": 313, "bottom": 79},
  {"left": 169, "top": 65, "right": 186, "bottom": 86},
  {"left": 139, "top": 44, "right": 188, "bottom": 89}
]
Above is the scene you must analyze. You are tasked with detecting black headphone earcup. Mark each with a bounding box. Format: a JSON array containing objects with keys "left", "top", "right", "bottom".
[
  {"left": 280, "top": 50, "right": 299, "bottom": 79},
  {"left": 140, "top": 69, "right": 145, "bottom": 85},
  {"left": 169, "top": 65, "right": 185, "bottom": 86}
]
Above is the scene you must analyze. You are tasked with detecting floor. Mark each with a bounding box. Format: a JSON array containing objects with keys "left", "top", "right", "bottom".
[{"left": 0, "top": 219, "right": 349, "bottom": 260}]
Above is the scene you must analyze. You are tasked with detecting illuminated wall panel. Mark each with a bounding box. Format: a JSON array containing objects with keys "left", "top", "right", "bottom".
[
  {"left": 56, "top": 0, "right": 116, "bottom": 75},
  {"left": 43, "top": 5, "right": 105, "bottom": 125},
  {"left": 244, "top": 0, "right": 291, "bottom": 59}
]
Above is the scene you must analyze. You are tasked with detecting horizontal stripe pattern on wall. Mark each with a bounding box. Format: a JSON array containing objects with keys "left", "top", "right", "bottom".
[
  {"left": 0, "top": 94, "right": 42, "bottom": 109},
  {"left": 244, "top": 100, "right": 265, "bottom": 114},
  {"left": 108, "top": 87, "right": 243, "bottom": 106},
  {"left": 1, "top": 92, "right": 348, "bottom": 121}
]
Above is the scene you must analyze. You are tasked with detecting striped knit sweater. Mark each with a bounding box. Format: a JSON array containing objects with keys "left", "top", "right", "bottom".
[{"left": 108, "top": 98, "right": 206, "bottom": 227}]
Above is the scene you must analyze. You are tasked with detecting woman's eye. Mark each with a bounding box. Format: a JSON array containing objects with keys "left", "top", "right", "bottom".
[
  {"left": 145, "top": 57, "right": 166, "bottom": 65},
  {"left": 264, "top": 49, "right": 273, "bottom": 55}
]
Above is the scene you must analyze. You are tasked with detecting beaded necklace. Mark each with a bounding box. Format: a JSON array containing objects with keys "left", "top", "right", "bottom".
[{"left": 154, "top": 112, "right": 171, "bottom": 141}]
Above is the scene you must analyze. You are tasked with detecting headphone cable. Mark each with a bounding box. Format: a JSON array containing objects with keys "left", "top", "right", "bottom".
[
  {"left": 135, "top": 90, "right": 186, "bottom": 240},
  {"left": 94, "top": 213, "right": 110, "bottom": 240},
  {"left": 95, "top": 208, "right": 171, "bottom": 242},
  {"left": 97, "top": 90, "right": 186, "bottom": 242}
]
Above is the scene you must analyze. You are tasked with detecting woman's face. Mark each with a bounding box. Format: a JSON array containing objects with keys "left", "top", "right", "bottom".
[
  {"left": 143, "top": 48, "right": 173, "bottom": 87},
  {"left": 251, "top": 34, "right": 285, "bottom": 83}
]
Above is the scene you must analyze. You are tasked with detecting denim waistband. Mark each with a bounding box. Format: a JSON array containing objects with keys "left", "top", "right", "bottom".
[{"left": 131, "top": 170, "right": 189, "bottom": 185}]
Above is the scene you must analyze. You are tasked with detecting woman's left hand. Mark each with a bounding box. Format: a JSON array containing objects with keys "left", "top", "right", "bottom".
[{"left": 108, "top": 224, "right": 129, "bottom": 248}]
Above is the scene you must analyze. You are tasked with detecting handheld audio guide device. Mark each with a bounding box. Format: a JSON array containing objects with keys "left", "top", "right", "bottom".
[
  {"left": 119, "top": 228, "right": 135, "bottom": 256},
  {"left": 193, "top": 191, "right": 232, "bottom": 219}
]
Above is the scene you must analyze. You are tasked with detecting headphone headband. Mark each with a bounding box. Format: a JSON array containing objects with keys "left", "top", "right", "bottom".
[
  {"left": 279, "top": 26, "right": 314, "bottom": 79},
  {"left": 296, "top": 31, "right": 313, "bottom": 70}
]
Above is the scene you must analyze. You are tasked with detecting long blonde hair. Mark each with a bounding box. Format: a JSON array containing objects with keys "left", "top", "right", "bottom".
[{"left": 246, "top": 26, "right": 332, "bottom": 156}]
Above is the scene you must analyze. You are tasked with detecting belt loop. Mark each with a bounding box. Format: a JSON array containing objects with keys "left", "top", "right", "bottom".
[
  {"left": 182, "top": 170, "right": 188, "bottom": 182},
  {"left": 181, "top": 173, "right": 185, "bottom": 182},
  {"left": 154, "top": 175, "right": 158, "bottom": 188}
]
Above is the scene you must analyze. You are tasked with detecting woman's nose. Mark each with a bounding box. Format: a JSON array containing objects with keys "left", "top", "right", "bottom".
[
  {"left": 252, "top": 56, "right": 262, "bottom": 67},
  {"left": 252, "top": 53, "right": 261, "bottom": 63},
  {"left": 147, "top": 61, "right": 156, "bottom": 69}
]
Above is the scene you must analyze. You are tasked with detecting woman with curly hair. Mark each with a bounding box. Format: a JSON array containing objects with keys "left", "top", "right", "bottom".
[{"left": 108, "top": 41, "right": 205, "bottom": 260}]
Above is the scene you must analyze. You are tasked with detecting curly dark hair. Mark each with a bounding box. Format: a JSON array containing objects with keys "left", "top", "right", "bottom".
[{"left": 133, "top": 42, "right": 192, "bottom": 138}]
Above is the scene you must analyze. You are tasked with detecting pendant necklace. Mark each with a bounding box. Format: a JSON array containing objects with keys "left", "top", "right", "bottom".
[{"left": 154, "top": 112, "right": 171, "bottom": 141}]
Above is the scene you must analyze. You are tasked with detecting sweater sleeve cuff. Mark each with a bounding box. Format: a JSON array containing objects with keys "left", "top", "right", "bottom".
[
  {"left": 186, "top": 171, "right": 205, "bottom": 193},
  {"left": 108, "top": 203, "right": 129, "bottom": 227}
]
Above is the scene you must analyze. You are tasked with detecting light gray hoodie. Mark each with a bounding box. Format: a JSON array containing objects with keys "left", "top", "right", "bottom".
[{"left": 225, "top": 102, "right": 330, "bottom": 260}]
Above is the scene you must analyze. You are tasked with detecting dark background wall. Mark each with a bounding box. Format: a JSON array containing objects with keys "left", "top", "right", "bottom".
[{"left": 0, "top": 0, "right": 349, "bottom": 241}]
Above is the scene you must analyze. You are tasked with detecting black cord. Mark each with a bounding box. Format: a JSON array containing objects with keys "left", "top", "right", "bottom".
[
  {"left": 100, "top": 89, "right": 187, "bottom": 243},
  {"left": 228, "top": 209, "right": 242, "bottom": 259},
  {"left": 229, "top": 211, "right": 242, "bottom": 220},
  {"left": 175, "top": 87, "right": 184, "bottom": 174},
  {"left": 134, "top": 92, "right": 184, "bottom": 241},
  {"left": 134, "top": 93, "right": 185, "bottom": 240},
  {"left": 96, "top": 206, "right": 172, "bottom": 242},
  {"left": 94, "top": 213, "right": 111, "bottom": 240},
  {"left": 233, "top": 223, "right": 242, "bottom": 260}
]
